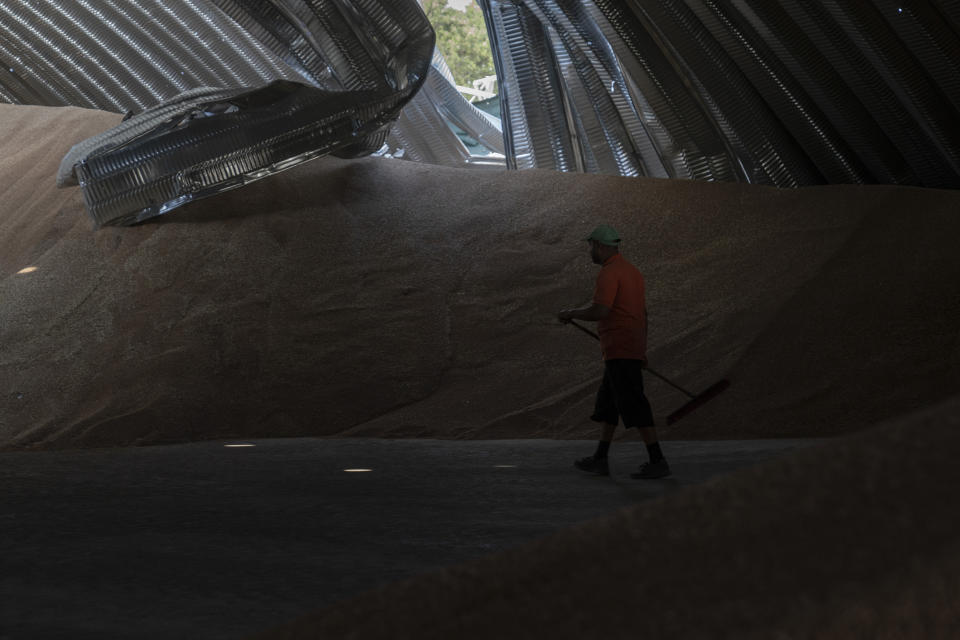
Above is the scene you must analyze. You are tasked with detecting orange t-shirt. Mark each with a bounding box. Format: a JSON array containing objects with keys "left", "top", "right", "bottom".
[{"left": 593, "top": 253, "right": 647, "bottom": 361}]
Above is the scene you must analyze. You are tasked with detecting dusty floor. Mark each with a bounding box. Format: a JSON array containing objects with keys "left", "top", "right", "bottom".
[
  {"left": 1, "top": 437, "right": 815, "bottom": 638},
  {"left": 260, "top": 399, "right": 960, "bottom": 640}
]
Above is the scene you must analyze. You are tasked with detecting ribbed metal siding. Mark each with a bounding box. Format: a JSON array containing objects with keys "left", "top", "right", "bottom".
[{"left": 2, "top": 0, "right": 960, "bottom": 192}]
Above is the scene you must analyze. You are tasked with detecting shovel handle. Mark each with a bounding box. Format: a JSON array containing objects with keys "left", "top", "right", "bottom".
[
  {"left": 566, "top": 319, "right": 696, "bottom": 398},
  {"left": 566, "top": 318, "right": 600, "bottom": 341}
]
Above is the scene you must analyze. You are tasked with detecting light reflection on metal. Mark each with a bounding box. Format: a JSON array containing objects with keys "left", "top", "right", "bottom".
[
  {"left": 381, "top": 49, "right": 505, "bottom": 166},
  {"left": 58, "top": 78, "right": 424, "bottom": 226},
  {"left": 0, "top": 0, "right": 958, "bottom": 229},
  {"left": 2, "top": 0, "right": 436, "bottom": 226},
  {"left": 478, "top": 0, "right": 960, "bottom": 189}
]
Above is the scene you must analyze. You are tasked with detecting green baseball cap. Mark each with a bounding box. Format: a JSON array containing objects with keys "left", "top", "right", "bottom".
[{"left": 584, "top": 224, "right": 621, "bottom": 246}]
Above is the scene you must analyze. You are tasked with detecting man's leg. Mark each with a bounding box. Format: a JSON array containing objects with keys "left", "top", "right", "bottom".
[
  {"left": 607, "top": 360, "right": 670, "bottom": 479},
  {"left": 575, "top": 368, "right": 616, "bottom": 476},
  {"left": 576, "top": 421, "right": 616, "bottom": 475},
  {"left": 634, "top": 425, "right": 669, "bottom": 479},
  {"left": 639, "top": 426, "right": 665, "bottom": 464},
  {"left": 638, "top": 426, "right": 657, "bottom": 444},
  {"left": 592, "top": 422, "right": 617, "bottom": 458},
  {"left": 632, "top": 421, "right": 670, "bottom": 479},
  {"left": 600, "top": 422, "right": 617, "bottom": 445}
]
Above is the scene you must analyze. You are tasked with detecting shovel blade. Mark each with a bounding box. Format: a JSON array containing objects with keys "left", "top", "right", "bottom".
[{"left": 665, "top": 379, "right": 730, "bottom": 425}]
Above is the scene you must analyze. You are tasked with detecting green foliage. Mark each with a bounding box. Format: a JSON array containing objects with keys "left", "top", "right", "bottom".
[{"left": 422, "top": 0, "right": 496, "bottom": 89}]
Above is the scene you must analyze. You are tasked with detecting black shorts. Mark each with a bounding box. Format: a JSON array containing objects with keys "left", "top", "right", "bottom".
[{"left": 590, "top": 359, "right": 655, "bottom": 428}]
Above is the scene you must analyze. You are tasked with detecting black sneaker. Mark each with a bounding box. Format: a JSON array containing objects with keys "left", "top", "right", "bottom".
[
  {"left": 630, "top": 459, "right": 671, "bottom": 479},
  {"left": 574, "top": 455, "right": 609, "bottom": 476}
]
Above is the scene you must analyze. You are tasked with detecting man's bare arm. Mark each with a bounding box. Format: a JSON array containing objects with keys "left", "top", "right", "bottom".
[{"left": 557, "top": 303, "right": 611, "bottom": 323}]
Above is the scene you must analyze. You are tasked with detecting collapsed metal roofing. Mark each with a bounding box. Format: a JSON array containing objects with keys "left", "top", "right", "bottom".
[{"left": 1, "top": 0, "right": 958, "bottom": 226}]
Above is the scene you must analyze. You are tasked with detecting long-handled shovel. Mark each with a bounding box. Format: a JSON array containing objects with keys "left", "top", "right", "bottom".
[{"left": 567, "top": 320, "right": 730, "bottom": 425}]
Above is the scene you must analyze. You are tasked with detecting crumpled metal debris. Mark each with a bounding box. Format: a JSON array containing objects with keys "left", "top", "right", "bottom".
[
  {"left": 7, "top": 0, "right": 436, "bottom": 226},
  {"left": 2, "top": 0, "right": 960, "bottom": 228}
]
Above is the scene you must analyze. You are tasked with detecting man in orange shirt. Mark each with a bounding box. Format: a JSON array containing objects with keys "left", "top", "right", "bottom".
[{"left": 558, "top": 224, "right": 670, "bottom": 479}]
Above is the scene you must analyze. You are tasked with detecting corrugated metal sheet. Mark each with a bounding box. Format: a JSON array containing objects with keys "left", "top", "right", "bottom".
[
  {"left": 1, "top": 0, "right": 958, "bottom": 224},
  {"left": 481, "top": 0, "right": 960, "bottom": 188}
]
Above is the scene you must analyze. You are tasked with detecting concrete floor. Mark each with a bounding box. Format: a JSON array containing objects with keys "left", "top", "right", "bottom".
[{"left": 0, "top": 437, "right": 817, "bottom": 639}]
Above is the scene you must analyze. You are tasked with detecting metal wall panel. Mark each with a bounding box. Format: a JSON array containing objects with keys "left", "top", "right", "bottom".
[{"left": 1, "top": 0, "right": 959, "bottom": 224}]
